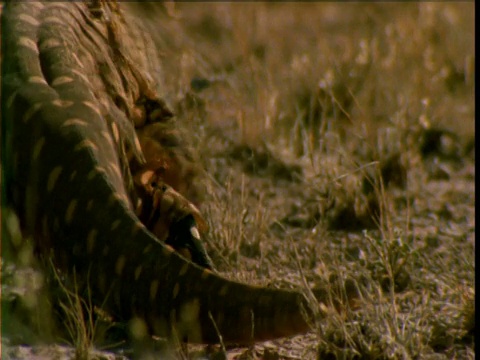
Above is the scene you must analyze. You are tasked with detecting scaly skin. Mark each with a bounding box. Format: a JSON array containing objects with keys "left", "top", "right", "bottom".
[
  {"left": 133, "top": 170, "right": 214, "bottom": 269},
  {"left": 130, "top": 120, "right": 212, "bottom": 268},
  {"left": 1, "top": 1, "right": 314, "bottom": 344},
  {"left": 131, "top": 122, "right": 205, "bottom": 207}
]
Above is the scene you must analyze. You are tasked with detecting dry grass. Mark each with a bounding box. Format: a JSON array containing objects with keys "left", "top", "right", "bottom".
[
  {"left": 141, "top": 3, "right": 474, "bottom": 359},
  {"left": 2, "top": 2, "right": 474, "bottom": 360}
]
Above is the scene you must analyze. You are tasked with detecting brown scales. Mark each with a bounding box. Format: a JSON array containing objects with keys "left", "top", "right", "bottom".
[
  {"left": 133, "top": 167, "right": 213, "bottom": 270},
  {"left": 131, "top": 122, "right": 205, "bottom": 206},
  {"left": 1, "top": 0, "right": 355, "bottom": 345}
]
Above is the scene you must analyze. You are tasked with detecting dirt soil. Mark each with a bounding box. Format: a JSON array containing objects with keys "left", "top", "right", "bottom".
[{"left": 1, "top": 2, "right": 474, "bottom": 360}]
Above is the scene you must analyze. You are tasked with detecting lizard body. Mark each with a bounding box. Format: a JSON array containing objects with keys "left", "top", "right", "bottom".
[{"left": 2, "top": 1, "right": 313, "bottom": 344}]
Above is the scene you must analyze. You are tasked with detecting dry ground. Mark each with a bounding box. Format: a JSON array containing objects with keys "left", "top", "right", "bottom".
[{"left": 2, "top": 2, "right": 475, "bottom": 360}]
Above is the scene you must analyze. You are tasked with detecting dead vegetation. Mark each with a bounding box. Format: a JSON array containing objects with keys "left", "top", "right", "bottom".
[{"left": 2, "top": 2, "right": 474, "bottom": 359}]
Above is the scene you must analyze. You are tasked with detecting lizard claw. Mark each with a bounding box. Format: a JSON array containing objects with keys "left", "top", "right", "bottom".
[{"left": 166, "top": 214, "right": 216, "bottom": 271}]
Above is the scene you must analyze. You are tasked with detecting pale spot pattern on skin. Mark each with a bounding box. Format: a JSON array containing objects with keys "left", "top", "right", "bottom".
[
  {"left": 52, "top": 76, "right": 74, "bottom": 86},
  {"left": 109, "top": 191, "right": 122, "bottom": 203},
  {"left": 111, "top": 219, "right": 121, "bottom": 231},
  {"left": 31, "top": 2, "right": 45, "bottom": 9},
  {"left": 129, "top": 317, "right": 148, "bottom": 340},
  {"left": 100, "top": 131, "right": 115, "bottom": 148},
  {"left": 110, "top": 122, "right": 120, "bottom": 143},
  {"left": 6, "top": 90, "right": 19, "bottom": 109},
  {"left": 18, "top": 37, "right": 38, "bottom": 53},
  {"left": 150, "top": 280, "right": 159, "bottom": 302},
  {"left": 133, "top": 135, "right": 143, "bottom": 155},
  {"left": 131, "top": 221, "right": 144, "bottom": 236},
  {"left": 179, "top": 263, "right": 189, "bottom": 276},
  {"left": 115, "top": 255, "right": 126, "bottom": 276},
  {"left": 180, "top": 299, "right": 200, "bottom": 323},
  {"left": 62, "top": 118, "right": 88, "bottom": 128},
  {"left": 47, "top": 166, "right": 63, "bottom": 192},
  {"left": 48, "top": 2, "right": 71, "bottom": 11},
  {"left": 201, "top": 269, "right": 211, "bottom": 280},
  {"left": 143, "top": 244, "right": 153, "bottom": 254},
  {"left": 71, "top": 53, "right": 85, "bottom": 69},
  {"left": 18, "top": 13, "right": 40, "bottom": 26},
  {"left": 139, "top": 170, "right": 154, "bottom": 186},
  {"left": 87, "top": 168, "right": 97, "bottom": 181},
  {"left": 39, "top": 38, "right": 62, "bottom": 51},
  {"left": 83, "top": 101, "right": 102, "bottom": 116},
  {"left": 97, "top": 166, "right": 108, "bottom": 176},
  {"left": 23, "top": 103, "right": 43, "bottom": 123},
  {"left": 87, "top": 229, "right": 98, "bottom": 254},
  {"left": 52, "top": 99, "right": 74, "bottom": 108},
  {"left": 42, "top": 16, "right": 65, "bottom": 26},
  {"left": 109, "top": 192, "right": 128, "bottom": 208},
  {"left": 65, "top": 199, "right": 77, "bottom": 225},
  {"left": 28, "top": 76, "right": 47, "bottom": 85},
  {"left": 32, "top": 137, "right": 45, "bottom": 160},
  {"left": 135, "top": 199, "right": 143, "bottom": 215},
  {"left": 163, "top": 245, "right": 175, "bottom": 256},
  {"left": 134, "top": 265, "right": 143, "bottom": 281},
  {"left": 71, "top": 69, "right": 89, "bottom": 84},
  {"left": 121, "top": 194, "right": 132, "bottom": 208},
  {"left": 87, "top": 166, "right": 106, "bottom": 181},
  {"left": 172, "top": 283, "right": 180, "bottom": 299},
  {"left": 107, "top": 162, "right": 122, "bottom": 179},
  {"left": 98, "top": 97, "right": 110, "bottom": 113},
  {"left": 74, "top": 139, "right": 98, "bottom": 152}
]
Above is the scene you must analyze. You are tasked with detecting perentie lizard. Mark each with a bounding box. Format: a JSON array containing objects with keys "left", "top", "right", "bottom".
[{"left": 1, "top": 0, "right": 317, "bottom": 344}]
